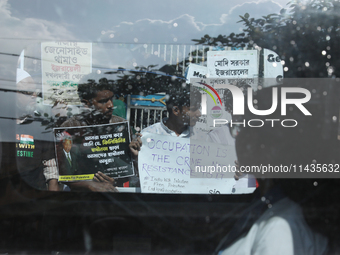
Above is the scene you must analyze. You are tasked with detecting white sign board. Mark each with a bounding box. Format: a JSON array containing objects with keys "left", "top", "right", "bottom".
[
  {"left": 185, "top": 64, "right": 208, "bottom": 82},
  {"left": 41, "top": 42, "right": 92, "bottom": 105},
  {"left": 207, "top": 50, "right": 258, "bottom": 83},
  {"left": 138, "top": 133, "right": 255, "bottom": 194},
  {"left": 263, "top": 48, "right": 284, "bottom": 88}
]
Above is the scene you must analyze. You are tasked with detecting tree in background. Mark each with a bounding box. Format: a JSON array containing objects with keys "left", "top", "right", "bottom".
[{"left": 192, "top": 0, "right": 340, "bottom": 78}]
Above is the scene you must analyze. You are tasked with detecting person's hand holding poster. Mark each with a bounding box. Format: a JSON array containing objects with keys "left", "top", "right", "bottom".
[{"left": 54, "top": 122, "right": 134, "bottom": 182}]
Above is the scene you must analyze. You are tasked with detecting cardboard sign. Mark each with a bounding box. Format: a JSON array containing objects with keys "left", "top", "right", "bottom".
[
  {"left": 54, "top": 122, "right": 134, "bottom": 182},
  {"left": 139, "top": 133, "right": 255, "bottom": 194}
]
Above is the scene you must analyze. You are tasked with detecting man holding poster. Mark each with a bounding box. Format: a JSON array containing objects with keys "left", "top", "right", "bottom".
[
  {"left": 56, "top": 73, "right": 133, "bottom": 192},
  {"left": 129, "top": 85, "right": 202, "bottom": 158},
  {"left": 130, "top": 84, "right": 255, "bottom": 194}
]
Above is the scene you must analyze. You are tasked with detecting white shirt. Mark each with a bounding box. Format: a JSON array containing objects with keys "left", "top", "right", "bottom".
[
  {"left": 141, "top": 118, "right": 190, "bottom": 138},
  {"left": 219, "top": 197, "right": 328, "bottom": 255}
]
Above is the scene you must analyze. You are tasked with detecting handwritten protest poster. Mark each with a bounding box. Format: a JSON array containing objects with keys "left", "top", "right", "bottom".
[
  {"left": 41, "top": 42, "right": 92, "bottom": 105},
  {"left": 139, "top": 133, "right": 255, "bottom": 194},
  {"left": 54, "top": 122, "right": 134, "bottom": 182}
]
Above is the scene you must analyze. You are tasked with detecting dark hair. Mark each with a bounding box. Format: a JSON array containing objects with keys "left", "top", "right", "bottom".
[
  {"left": 77, "top": 72, "right": 114, "bottom": 102},
  {"left": 235, "top": 80, "right": 339, "bottom": 168},
  {"left": 166, "top": 84, "right": 201, "bottom": 115}
]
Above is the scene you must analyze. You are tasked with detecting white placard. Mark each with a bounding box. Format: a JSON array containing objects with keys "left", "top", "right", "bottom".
[
  {"left": 185, "top": 64, "right": 208, "bottom": 82},
  {"left": 263, "top": 49, "right": 284, "bottom": 88},
  {"left": 207, "top": 50, "right": 258, "bottom": 82},
  {"left": 41, "top": 42, "right": 92, "bottom": 105},
  {"left": 138, "top": 133, "right": 255, "bottom": 194}
]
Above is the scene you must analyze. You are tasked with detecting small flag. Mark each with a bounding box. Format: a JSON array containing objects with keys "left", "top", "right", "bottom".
[{"left": 20, "top": 134, "right": 34, "bottom": 145}]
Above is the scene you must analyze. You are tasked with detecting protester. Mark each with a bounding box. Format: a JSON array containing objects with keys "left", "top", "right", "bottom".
[
  {"left": 59, "top": 73, "right": 129, "bottom": 192},
  {"left": 15, "top": 69, "right": 59, "bottom": 191},
  {"left": 129, "top": 85, "right": 202, "bottom": 159}
]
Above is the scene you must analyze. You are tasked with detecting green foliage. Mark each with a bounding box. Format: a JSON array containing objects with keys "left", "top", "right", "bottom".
[{"left": 192, "top": 0, "right": 340, "bottom": 78}]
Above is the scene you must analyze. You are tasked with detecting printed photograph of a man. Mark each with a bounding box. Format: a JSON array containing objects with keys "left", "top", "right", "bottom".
[{"left": 56, "top": 134, "right": 79, "bottom": 176}]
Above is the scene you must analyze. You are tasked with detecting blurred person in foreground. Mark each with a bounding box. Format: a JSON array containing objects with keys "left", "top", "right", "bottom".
[{"left": 215, "top": 81, "right": 334, "bottom": 255}]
